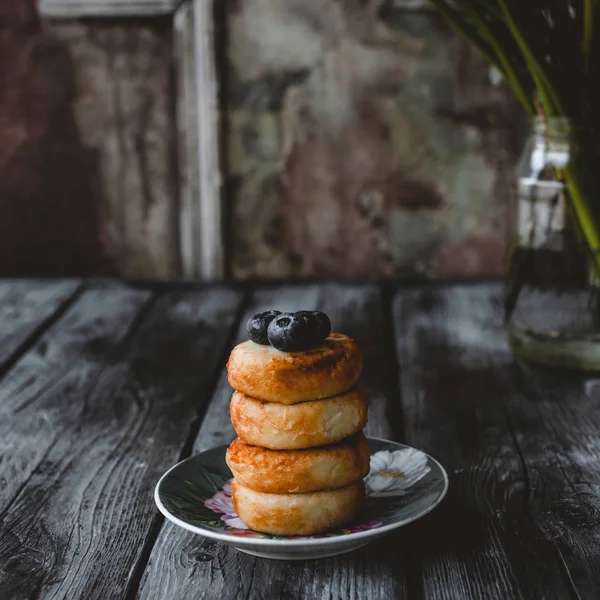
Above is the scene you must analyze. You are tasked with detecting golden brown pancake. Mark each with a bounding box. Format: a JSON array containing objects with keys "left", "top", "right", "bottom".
[
  {"left": 231, "top": 480, "right": 365, "bottom": 536},
  {"left": 226, "top": 432, "right": 370, "bottom": 494},
  {"left": 226, "top": 333, "right": 362, "bottom": 404},
  {"left": 230, "top": 385, "right": 369, "bottom": 449}
]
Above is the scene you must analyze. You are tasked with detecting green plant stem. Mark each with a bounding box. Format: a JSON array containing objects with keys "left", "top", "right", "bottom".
[
  {"left": 428, "top": 0, "right": 534, "bottom": 113},
  {"left": 461, "top": 4, "right": 535, "bottom": 113},
  {"left": 497, "top": 0, "right": 563, "bottom": 116},
  {"left": 428, "top": 0, "right": 501, "bottom": 68},
  {"left": 565, "top": 167, "right": 600, "bottom": 281},
  {"left": 429, "top": 0, "right": 600, "bottom": 281}
]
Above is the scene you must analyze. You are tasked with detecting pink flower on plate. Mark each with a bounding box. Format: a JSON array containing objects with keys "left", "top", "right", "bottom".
[
  {"left": 222, "top": 515, "right": 248, "bottom": 529},
  {"left": 348, "top": 520, "right": 383, "bottom": 533},
  {"left": 228, "top": 528, "right": 265, "bottom": 538},
  {"left": 204, "top": 489, "right": 233, "bottom": 515},
  {"left": 293, "top": 520, "right": 383, "bottom": 540},
  {"left": 204, "top": 480, "right": 249, "bottom": 530}
]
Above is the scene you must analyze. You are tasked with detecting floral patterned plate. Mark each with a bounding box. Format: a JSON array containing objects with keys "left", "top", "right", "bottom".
[{"left": 155, "top": 437, "right": 448, "bottom": 560}]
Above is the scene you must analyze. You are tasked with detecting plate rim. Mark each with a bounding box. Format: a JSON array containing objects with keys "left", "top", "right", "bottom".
[{"left": 154, "top": 436, "right": 449, "bottom": 548}]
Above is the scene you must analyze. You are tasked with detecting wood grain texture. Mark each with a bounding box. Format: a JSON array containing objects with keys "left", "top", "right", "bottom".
[
  {"left": 504, "top": 363, "right": 600, "bottom": 598},
  {"left": 3, "top": 280, "right": 599, "bottom": 600},
  {"left": 174, "top": 0, "right": 224, "bottom": 279},
  {"left": 138, "top": 283, "right": 408, "bottom": 600},
  {"left": 44, "top": 18, "right": 180, "bottom": 278},
  {"left": 0, "top": 280, "right": 80, "bottom": 367},
  {"left": 174, "top": 0, "right": 201, "bottom": 279},
  {"left": 393, "top": 284, "right": 600, "bottom": 600},
  {"left": 0, "top": 285, "right": 151, "bottom": 516},
  {"left": 192, "top": 0, "right": 223, "bottom": 279},
  {"left": 0, "top": 285, "right": 244, "bottom": 599}
]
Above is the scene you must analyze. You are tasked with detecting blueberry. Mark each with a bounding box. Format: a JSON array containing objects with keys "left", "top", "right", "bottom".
[
  {"left": 246, "top": 310, "right": 282, "bottom": 345},
  {"left": 296, "top": 310, "right": 331, "bottom": 342},
  {"left": 267, "top": 312, "right": 316, "bottom": 352}
]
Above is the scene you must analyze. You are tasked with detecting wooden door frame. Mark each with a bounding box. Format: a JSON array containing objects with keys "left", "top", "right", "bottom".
[{"left": 40, "top": 0, "right": 223, "bottom": 279}]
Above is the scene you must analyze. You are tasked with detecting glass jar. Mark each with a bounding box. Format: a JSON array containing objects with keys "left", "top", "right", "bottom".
[{"left": 505, "top": 116, "right": 600, "bottom": 370}]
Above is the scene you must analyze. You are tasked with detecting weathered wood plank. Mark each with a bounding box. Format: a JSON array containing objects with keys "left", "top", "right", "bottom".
[
  {"left": 174, "top": 0, "right": 223, "bottom": 279},
  {"left": 0, "top": 285, "right": 151, "bottom": 515},
  {"left": 393, "top": 284, "right": 600, "bottom": 600},
  {"left": 0, "top": 286, "right": 244, "bottom": 599},
  {"left": 138, "top": 283, "right": 407, "bottom": 600},
  {"left": 505, "top": 364, "right": 600, "bottom": 598},
  {"left": 174, "top": 0, "right": 201, "bottom": 279},
  {"left": 0, "top": 280, "right": 80, "bottom": 367}
]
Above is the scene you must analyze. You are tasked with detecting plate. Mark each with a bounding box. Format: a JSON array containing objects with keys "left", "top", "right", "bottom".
[{"left": 155, "top": 437, "right": 448, "bottom": 560}]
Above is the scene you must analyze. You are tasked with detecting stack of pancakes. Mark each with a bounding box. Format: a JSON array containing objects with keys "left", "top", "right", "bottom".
[{"left": 225, "top": 332, "right": 370, "bottom": 536}]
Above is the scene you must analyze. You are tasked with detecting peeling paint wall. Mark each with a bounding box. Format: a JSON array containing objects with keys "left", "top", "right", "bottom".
[
  {"left": 1, "top": 1, "right": 178, "bottom": 278},
  {"left": 0, "top": 0, "right": 115, "bottom": 276},
  {"left": 226, "top": 0, "right": 525, "bottom": 278},
  {"left": 46, "top": 18, "right": 180, "bottom": 278},
  {"left": 2, "top": 0, "right": 524, "bottom": 279}
]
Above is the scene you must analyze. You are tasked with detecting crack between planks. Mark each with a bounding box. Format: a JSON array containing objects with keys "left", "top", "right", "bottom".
[
  {"left": 175, "top": 288, "right": 251, "bottom": 463},
  {"left": 0, "top": 437, "right": 59, "bottom": 526},
  {"left": 0, "top": 289, "right": 160, "bottom": 530},
  {"left": 0, "top": 287, "right": 97, "bottom": 522},
  {"left": 243, "top": 558, "right": 259, "bottom": 600},
  {"left": 0, "top": 282, "right": 86, "bottom": 388},
  {"left": 380, "top": 281, "right": 405, "bottom": 442},
  {"left": 538, "top": 442, "right": 599, "bottom": 595},
  {"left": 63, "top": 407, "right": 157, "bottom": 592},
  {"left": 123, "top": 288, "right": 251, "bottom": 600},
  {"left": 34, "top": 290, "right": 166, "bottom": 600},
  {"left": 15, "top": 290, "right": 161, "bottom": 419},
  {"left": 513, "top": 366, "right": 600, "bottom": 597},
  {"left": 0, "top": 412, "right": 112, "bottom": 529},
  {"left": 550, "top": 543, "right": 585, "bottom": 600},
  {"left": 502, "top": 406, "right": 532, "bottom": 513},
  {"left": 382, "top": 283, "right": 424, "bottom": 600},
  {"left": 74, "top": 291, "right": 163, "bottom": 417},
  {"left": 502, "top": 404, "right": 585, "bottom": 600}
]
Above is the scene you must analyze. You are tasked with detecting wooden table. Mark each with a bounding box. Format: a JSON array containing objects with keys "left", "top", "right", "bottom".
[{"left": 1, "top": 279, "right": 599, "bottom": 600}]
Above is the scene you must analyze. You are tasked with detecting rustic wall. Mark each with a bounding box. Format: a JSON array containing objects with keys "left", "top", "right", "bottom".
[
  {"left": 226, "top": 0, "right": 525, "bottom": 278},
  {"left": 45, "top": 17, "right": 180, "bottom": 278},
  {"left": 2, "top": 0, "right": 524, "bottom": 279},
  {"left": 0, "top": 0, "right": 113, "bottom": 276},
  {"left": 0, "top": 0, "right": 179, "bottom": 278}
]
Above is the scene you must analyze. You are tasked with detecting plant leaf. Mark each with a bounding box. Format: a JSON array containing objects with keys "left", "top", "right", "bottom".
[
  {"left": 497, "top": 0, "right": 564, "bottom": 116},
  {"left": 428, "top": 1, "right": 503, "bottom": 68},
  {"left": 430, "top": 0, "right": 535, "bottom": 112}
]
